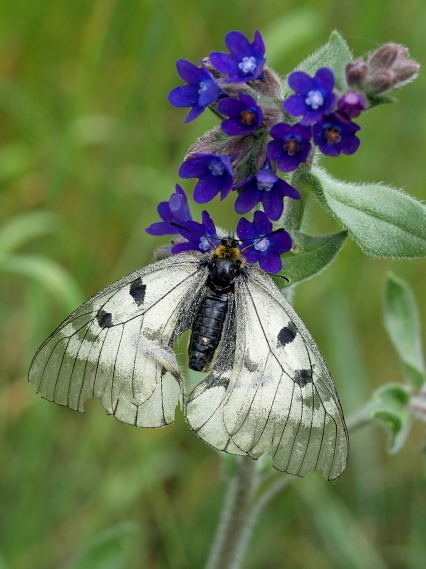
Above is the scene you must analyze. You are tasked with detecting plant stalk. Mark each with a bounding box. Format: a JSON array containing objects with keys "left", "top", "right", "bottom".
[{"left": 205, "top": 457, "right": 258, "bottom": 569}]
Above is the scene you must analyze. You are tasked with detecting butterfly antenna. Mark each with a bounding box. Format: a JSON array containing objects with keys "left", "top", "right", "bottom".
[
  {"left": 239, "top": 227, "right": 286, "bottom": 253},
  {"left": 240, "top": 228, "right": 289, "bottom": 282},
  {"left": 170, "top": 221, "right": 216, "bottom": 249}
]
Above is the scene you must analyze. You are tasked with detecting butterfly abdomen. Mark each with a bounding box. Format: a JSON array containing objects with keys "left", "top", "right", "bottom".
[{"left": 188, "top": 291, "right": 229, "bottom": 372}]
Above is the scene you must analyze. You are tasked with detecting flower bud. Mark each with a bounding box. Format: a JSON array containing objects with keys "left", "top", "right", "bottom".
[
  {"left": 252, "top": 67, "right": 283, "bottom": 98},
  {"left": 337, "top": 92, "right": 367, "bottom": 119},
  {"left": 345, "top": 59, "right": 368, "bottom": 88},
  {"left": 364, "top": 43, "right": 420, "bottom": 95},
  {"left": 368, "top": 69, "right": 396, "bottom": 95},
  {"left": 392, "top": 59, "right": 420, "bottom": 86},
  {"left": 369, "top": 43, "right": 399, "bottom": 71}
]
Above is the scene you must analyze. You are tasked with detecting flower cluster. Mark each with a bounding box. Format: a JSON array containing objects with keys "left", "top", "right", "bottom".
[
  {"left": 146, "top": 185, "right": 291, "bottom": 272},
  {"left": 146, "top": 31, "right": 418, "bottom": 274}
]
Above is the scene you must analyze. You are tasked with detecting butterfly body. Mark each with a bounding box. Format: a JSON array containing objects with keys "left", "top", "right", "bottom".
[
  {"left": 29, "top": 240, "right": 349, "bottom": 480},
  {"left": 189, "top": 239, "right": 243, "bottom": 372}
]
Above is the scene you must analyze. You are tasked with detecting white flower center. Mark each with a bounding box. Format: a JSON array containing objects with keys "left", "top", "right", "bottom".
[
  {"left": 199, "top": 236, "right": 211, "bottom": 251},
  {"left": 257, "top": 181, "right": 274, "bottom": 192},
  {"left": 238, "top": 56, "right": 257, "bottom": 74},
  {"left": 254, "top": 237, "right": 269, "bottom": 252},
  {"left": 209, "top": 160, "right": 225, "bottom": 176},
  {"left": 198, "top": 81, "right": 209, "bottom": 95},
  {"left": 305, "top": 90, "right": 324, "bottom": 109}
]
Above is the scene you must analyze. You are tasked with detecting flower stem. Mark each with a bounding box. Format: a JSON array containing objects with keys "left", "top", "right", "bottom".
[{"left": 205, "top": 457, "right": 258, "bottom": 569}]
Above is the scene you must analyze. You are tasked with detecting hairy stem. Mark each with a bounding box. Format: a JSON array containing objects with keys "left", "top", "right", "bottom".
[{"left": 205, "top": 457, "right": 258, "bottom": 569}]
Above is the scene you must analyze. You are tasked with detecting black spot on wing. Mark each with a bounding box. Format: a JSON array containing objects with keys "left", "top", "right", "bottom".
[
  {"left": 129, "top": 277, "right": 146, "bottom": 305},
  {"left": 97, "top": 310, "right": 113, "bottom": 328},
  {"left": 294, "top": 368, "right": 313, "bottom": 387},
  {"left": 277, "top": 322, "right": 297, "bottom": 346}
]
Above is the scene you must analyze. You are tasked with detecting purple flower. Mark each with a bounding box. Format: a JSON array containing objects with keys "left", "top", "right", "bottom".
[
  {"left": 172, "top": 210, "right": 220, "bottom": 254},
  {"left": 146, "top": 184, "right": 192, "bottom": 236},
  {"left": 337, "top": 92, "right": 367, "bottom": 120},
  {"left": 236, "top": 210, "right": 292, "bottom": 273},
  {"left": 267, "top": 122, "right": 312, "bottom": 173},
  {"left": 313, "top": 113, "right": 361, "bottom": 157},
  {"left": 209, "top": 30, "right": 266, "bottom": 83},
  {"left": 234, "top": 164, "right": 300, "bottom": 221},
  {"left": 217, "top": 93, "right": 263, "bottom": 136},
  {"left": 179, "top": 153, "right": 234, "bottom": 203},
  {"left": 283, "top": 68, "right": 336, "bottom": 125},
  {"left": 168, "top": 59, "right": 223, "bottom": 123}
]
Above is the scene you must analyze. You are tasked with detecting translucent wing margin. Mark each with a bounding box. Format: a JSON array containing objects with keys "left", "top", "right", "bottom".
[
  {"left": 29, "top": 251, "right": 205, "bottom": 428},
  {"left": 186, "top": 268, "right": 349, "bottom": 480}
]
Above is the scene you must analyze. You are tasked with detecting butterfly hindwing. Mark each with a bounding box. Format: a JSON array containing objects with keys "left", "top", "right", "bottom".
[
  {"left": 29, "top": 251, "right": 205, "bottom": 428},
  {"left": 186, "top": 267, "right": 348, "bottom": 480}
]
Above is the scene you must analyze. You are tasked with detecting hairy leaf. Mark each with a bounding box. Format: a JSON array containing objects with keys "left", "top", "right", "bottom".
[
  {"left": 384, "top": 274, "right": 425, "bottom": 389},
  {"left": 279, "top": 230, "right": 347, "bottom": 287},
  {"left": 368, "top": 383, "right": 412, "bottom": 453},
  {"left": 301, "top": 168, "right": 426, "bottom": 258}
]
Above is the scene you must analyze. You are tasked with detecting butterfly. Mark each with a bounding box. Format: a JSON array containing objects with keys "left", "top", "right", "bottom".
[{"left": 29, "top": 237, "right": 348, "bottom": 480}]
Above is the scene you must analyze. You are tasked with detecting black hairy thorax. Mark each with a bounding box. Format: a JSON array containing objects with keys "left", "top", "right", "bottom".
[{"left": 188, "top": 238, "right": 245, "bottom": 372}]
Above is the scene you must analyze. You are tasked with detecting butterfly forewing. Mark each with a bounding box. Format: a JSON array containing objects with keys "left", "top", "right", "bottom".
[
  {"left": 185, "top": 266, "right": 348, "bottom": 480},
  {"left": 29, "top": 252, "right": 204, "bottom": 428}
]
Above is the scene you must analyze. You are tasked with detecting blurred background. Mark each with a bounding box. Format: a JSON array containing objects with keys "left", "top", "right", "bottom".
[{"left": 1, "top": 0, "right": 425, "bottom": 568}]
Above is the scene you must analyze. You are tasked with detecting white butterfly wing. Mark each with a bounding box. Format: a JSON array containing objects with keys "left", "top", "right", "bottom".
[
  {"left": 186, "top": 268, "right": 349, "bottom": 480},
  {"left": 29, "top": 251, "right": 205, "bottom": 428}
]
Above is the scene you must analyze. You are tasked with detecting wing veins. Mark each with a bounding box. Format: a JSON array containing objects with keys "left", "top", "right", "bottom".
[
  {"left": 242, "top": 281, "right": 301, "bottom": 453},
  {"left": 109, "top": 323, "right": 125, "bottom": 410},
  {"left": 243, "top": 279, "right": 346, "bottom": 477},
  {"left": 131, "top": 314, "right": 145, "bottom": 401}
]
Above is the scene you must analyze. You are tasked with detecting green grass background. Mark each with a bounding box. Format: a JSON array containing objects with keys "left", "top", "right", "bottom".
[{"left": 1, "top": 1, "right": 425, "bottom": 568}]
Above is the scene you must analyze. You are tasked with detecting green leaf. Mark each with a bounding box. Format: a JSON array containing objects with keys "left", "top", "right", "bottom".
[
  {"left": 0, "top": 253, "right": 84, "bottom": 311},
  {"left": 0, "top": 210, "right": 60, "bottom": 254},
  {"left": 367, "top": 93, "right": 397, "bottom": 109},
  {"left": 304, "top": 167, "right": 426, "bottom": 258},
  {"left": 384, "top": 274, "right": 425, "bottom": 389},
  {"left": 283, "top": 30, "right": 352, "bottom": 95},
  {"left": 65, "top": 522, "right": 138, "bottom": 569},
  {"left": 279, "top": 230, "right": 347, "bottom": 287},
  {"left": 367, "top": 383, "right": 412, "bottom": 453}
]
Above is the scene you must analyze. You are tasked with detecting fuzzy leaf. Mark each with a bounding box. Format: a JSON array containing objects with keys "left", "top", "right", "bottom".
[
  {"left": 302, "top": 168, "right": 426, "bottom": 258},
  {"left": 367, "top": 93, "right": 396, "bottom": 109},
  {"left": 283, "top": 30, "right": 352, "bottom": 95},
  {"left": 384, "top": 274, "right": 425, "bottom": 389},
  {"left": 368, "top": 383, "right": 412, "bottom": 453},
  {"left": 279, "top": 230, "right": 347, "bottom": 287}
]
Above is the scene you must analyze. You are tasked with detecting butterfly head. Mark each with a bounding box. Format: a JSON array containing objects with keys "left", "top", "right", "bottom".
[{"left": 214, "top": 236, "right": 242, "bottom": 262}]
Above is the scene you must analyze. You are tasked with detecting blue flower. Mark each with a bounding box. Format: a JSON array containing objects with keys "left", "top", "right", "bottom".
[
  {"left": 217, "top": 93, "right": 263, "bottom": 136},
  {"left": 209, "top": 30, "right": 266, "bottom": 83},
  {"left": 172, "top": 211, "right": 220, "bottom": 254},
  {"left": 179, "top": 153, "right": 234, "bottom": 203},
  {"left": 168, "top": 59, "right": 223, "bottom": 123},
  {"left": 233, "top": 163, "right": 300, "bottom": 221},
  {"left": 313, "top": 113, "right": 361, "bottom": 157},
  {"left": 283, "top": 68, "right": 336, "bottom": 125},
  {"left": 267, "top": 122, "right": 312, "bottom": 173},
  {"left": 146, "top": 184, "right": 192, "bottom": 236},
  {"left": 236, "top": 210, "right": 292, "bottom": 273}
]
